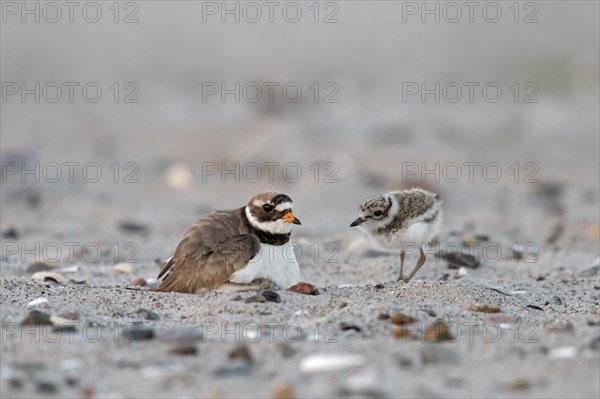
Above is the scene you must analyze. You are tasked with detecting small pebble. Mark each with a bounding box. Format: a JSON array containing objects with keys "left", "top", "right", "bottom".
[
  {"left": 287, "top": 282, "right": 319, "bottom": 295},
  {"left": 114, "top": 263, "right": 133, "bottom": 274},
  {"left": 270, "top": 382, "right": 295, "bottom": 399},
  {"left": 439, "top": 273, "right": 450, "bottom": 281},
  {"left": 377, "top": 313, "right": 390, "bottom": 320},
  {"left": 456, "top": 267, "right": 469, "bottom": 278},
  {"left": 118, "top": 221, "right": 149, "bottom": 234},
  {"left": 261, "top": 290, "right": 281, "bottom": 303},
  {"left": 299, "top": 353, "right": 366, "bottom": 373},
  {"left": 548, "top": 346, "right": 577, "bottom": 359},
  {"left": 228, "top": 345, "right": 253, "bottom": 364},
  {"left": 374, "top": 283, "right": 384, "bottom": 289},
  {"left": 35, "top": 381, "right": 57, "bottom": 394},
  {"left": 546, "top": 296, "right": 563, "bottom": 305},
  {"left": 169, "top": 345, "right": 198, "bottom": 356},
  {"left": 423, "top": 321, "right": 455, "bottom": 343},
  {"left": 507, "top": 378, "right": 530, "bottom": 391},
  {"left": 69, "top": 277, "right": 86, "bottom": 284},
  {"left": 164, "top": 163, "right": 193, "bottom": 190},
  {"left": 339, "top": 322, "right": 361, "bottom": 332},
  {"left": 123, "top": 323, "right": 155, "bottom": 341},
  {"left": 464, "top": 305, "right": 501, "bottom": 313},
  {"left": 31, "top": 272, "right": 66, "bottom": 283},
  {"left": 57, "top": 311, "right": 79, "bottom": 320},
  {"left": 390, "top": 312, "right": 417, "bottom": 325},
  {"left": 392, "top": 326, "right": 416, "bottom": 340},
  {"left": 21, "top": 310, "right": 52, "bottom": 326},
  {"left": 2, "top": 227, "right": 19, "bottom": 239},
  {"left": 130, "top": 278, "right": 147, "bottom": 286},
  {"left": 136, "top": 309, "right": 160, "bottom": 321},
  {"left": 27, "top": 297, "right": 49, "bottom": 307},
  {"left": 341, "top": 368, "right": 383, "bottom": 397},
  {"left": 437, "top": 248, "right": 480, "bottom": 269},
  {"left": 546, "top": 322, "right": 574, "bottom": 333},
  {"left": 245, "top": 294, "right": 266, "bottom": 303}
]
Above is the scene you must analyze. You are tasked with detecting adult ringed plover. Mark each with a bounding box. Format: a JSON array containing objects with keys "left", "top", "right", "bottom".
[
  {"left": 156, "top": 191, "right": 302, "bottom": 293},
  {"left": 350, "top": 188, "right": 442, "bottom": 283}
]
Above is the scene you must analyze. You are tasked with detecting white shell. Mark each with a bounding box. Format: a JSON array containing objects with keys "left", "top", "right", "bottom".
[
  {"left": 299, "top": 353, "right": 366, "bottom": 373},
  {"left": 114, "top": 263, "right": 133, "bottom": 274},
  {"left": 27, "top": 297, "right": 49, "bottom": 307},
  {"left": 31, "top": 272, "right": 67, "bottom": 283}
]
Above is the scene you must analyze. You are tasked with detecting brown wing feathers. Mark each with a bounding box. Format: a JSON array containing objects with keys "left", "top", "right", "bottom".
[{"left": 155, "top": 209, "right": 261, "bottom": 293}]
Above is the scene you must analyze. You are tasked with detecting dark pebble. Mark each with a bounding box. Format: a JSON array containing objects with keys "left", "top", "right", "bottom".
[
  {"left": 536, "top": 276, "right": 546, "bottom": 281},
  {"left": 118, "top": 221, "right": 149, "bottom": 234},
  {"left": 228, "top": 345, "right": 253, "bottom": 364},
  {"left": 474, "top": 234, "right": 489, "bottom": 241},
  {"left": 136, "top": 309, "right": 160, "bottom": 321},
  {"left": 260, "top": 290, "right": 281, "bottom": 303},
  {"left": 527, "top": 305, "right": 544, "bottom": 311},
  {"left": 436, "top": 249, "right": 480, "bottom": 269},
  {"left": 123, "top": 323, "right": 155, "bottom": 341},
  {"left": 374, "top": 283, "right": 384, "bottom": 289},
  {"left": 2, "top": 227, "right": 19, "bottom": 239},
  {"left": 26, "top": 262, "right": 52, "bottom": 273},
  {"left": 377, "top": 313, "right": 390, "bottom": 320},
  {"left": 69, "top": 278, "right": 86, "bottom": 284},
  {"left": 339, "top": 322, "right": 361, "bottom": 332},
  {"left": 9, "top": 378, "right": 23, "bottom": 389},
  {"left": 64, "top": 377, "right": 79, "bottom": 387},
  {"left": 169, "top": 345, "right": 198, "bottom": 356},
  {"left": 36, "top": 381, "right": 57, "bottom": 394},
  {"left": 439, "top": 273, "right": 450, "bottom": 281},
  {"left": 21, "top": 310, "right": 52, "bottom": 326}
]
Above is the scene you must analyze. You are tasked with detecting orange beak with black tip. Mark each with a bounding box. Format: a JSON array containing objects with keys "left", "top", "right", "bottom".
[{"left": 282, "top": 212, "right": 301, "bottom": 225}]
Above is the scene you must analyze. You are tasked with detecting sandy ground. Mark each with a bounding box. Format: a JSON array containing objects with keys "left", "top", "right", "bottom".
[{"left": 1, "top": 1, "right": 599, "bottom": 398}]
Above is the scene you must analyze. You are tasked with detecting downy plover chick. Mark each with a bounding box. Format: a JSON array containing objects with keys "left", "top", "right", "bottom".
[
  {"left": 156, "top": 192, "right": 302, "bottom": 293},
  {"left": 350, "top": 188, "right": 442, "bottom": 283}
]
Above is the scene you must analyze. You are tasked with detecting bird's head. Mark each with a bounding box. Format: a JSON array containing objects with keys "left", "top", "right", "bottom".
[{"left": 245, "top": 191, "right": 301, "bottom": 235}]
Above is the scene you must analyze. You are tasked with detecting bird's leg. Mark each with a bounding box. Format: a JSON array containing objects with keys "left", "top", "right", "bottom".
[
  {"left": 397, "top": 251, "right": 406, "bottom": 282},
  {"left": 404, "top": 246, "right": 427, "bottom": 283}
]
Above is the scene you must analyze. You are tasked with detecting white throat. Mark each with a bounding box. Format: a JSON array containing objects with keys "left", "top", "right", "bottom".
[{"left": 245, "top": 206, "right": 292, "bottom": 235}]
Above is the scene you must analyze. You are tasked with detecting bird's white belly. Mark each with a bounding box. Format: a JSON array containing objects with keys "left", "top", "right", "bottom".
[
  {"left": 366, "top": 219, "right": 439, "bottom": 253},
  {"left": 230, "top": 243, "right": 301, "bottom": 288}
]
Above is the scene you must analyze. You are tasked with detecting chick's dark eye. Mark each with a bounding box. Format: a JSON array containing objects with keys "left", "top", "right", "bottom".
[
  {"left": 374, "top": 210, "right": 383, "bottom": 217},
  {"left": 262, "top": 204, "right": 274, "bottom": 212}
]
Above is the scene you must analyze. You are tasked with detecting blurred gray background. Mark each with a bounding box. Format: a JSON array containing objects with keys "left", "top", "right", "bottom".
[{"left": 1, "top": 1, "right": 599, "bottom": 260}]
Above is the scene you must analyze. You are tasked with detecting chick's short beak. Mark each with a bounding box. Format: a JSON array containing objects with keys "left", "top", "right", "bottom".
[
  {"left": 283, "top": 212, "right": 301, "bottom": 225},
  {"left": 350, "top": 217, "right": 364, "bottom": 227}
]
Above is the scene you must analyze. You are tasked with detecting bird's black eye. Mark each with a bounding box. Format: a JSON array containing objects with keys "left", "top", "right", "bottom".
[
  {"left": 374, "top": 210, "right": 383, "bottom": 217},
  {"left": 262, "top": 204, "right": 274, "bottom": 212}
]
